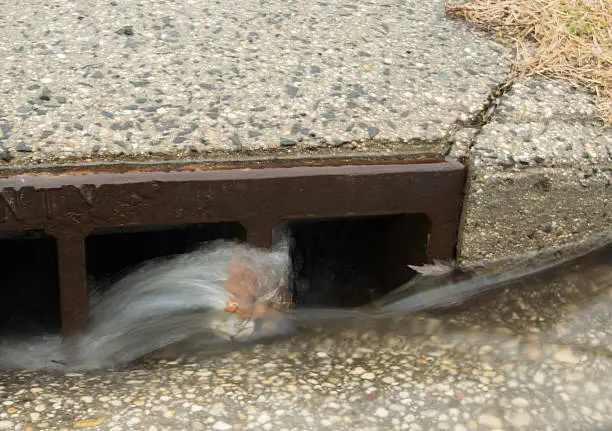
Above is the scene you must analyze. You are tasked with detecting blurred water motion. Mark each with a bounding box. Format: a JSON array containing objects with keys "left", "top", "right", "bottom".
[{"left": 0, "top": 230, "right": 610, "bottom": 374}]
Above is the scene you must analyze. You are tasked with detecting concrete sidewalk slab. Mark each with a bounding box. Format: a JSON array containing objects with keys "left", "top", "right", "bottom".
[
  {"left": 457, "top": 78, "right": 611, "bottom": 263},
  {"left": 0, "top": 0, "right": 511, "bottom": 167}
]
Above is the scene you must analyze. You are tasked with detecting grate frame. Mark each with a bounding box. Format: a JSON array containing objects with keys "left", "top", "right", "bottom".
[{"left": 0, "top": 157, "right": 466, "bottom": 335}]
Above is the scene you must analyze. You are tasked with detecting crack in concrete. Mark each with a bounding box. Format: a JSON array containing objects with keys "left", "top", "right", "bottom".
[{"left": 443, "top": 77, "right": 516, "bottom": 158}]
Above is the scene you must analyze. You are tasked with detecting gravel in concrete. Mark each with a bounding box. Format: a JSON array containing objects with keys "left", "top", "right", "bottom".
[
  {"left": 0, "top": 0, "right": 511, "bottom": 166},
  {"left": 456, "top": 78, "right": 611, "bottom": 263},
  {"left": 468, "top": 80, "right": 610, "bottom": 169}
]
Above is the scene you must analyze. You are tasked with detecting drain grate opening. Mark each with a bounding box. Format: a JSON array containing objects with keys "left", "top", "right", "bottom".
[
  {"left": 0, "top": 158, "right": 466, "bottom": 334},
  {"left": 86, "top": 222, "right": 247, "bottom": 295},
  {"left": 279, "top": 213, "right": 431, "bottom": 308},
  {"left": 0, "top": 231, "right": 60, "bottom": 334}
]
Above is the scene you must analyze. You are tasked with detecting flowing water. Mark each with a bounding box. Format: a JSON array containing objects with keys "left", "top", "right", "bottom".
[
  {"left": 0, "top": 236, "right": 293, "bottom": 370},
  {"left": 0, "top": 230, "right": 610, "bottom": 373}
]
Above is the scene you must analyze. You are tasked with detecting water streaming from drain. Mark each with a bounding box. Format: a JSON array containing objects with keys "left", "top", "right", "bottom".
[{"left": 0, "top": 230, "right": 609, "bottom": 371}]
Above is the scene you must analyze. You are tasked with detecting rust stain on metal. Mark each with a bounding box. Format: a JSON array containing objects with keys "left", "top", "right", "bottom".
[
  {"left": 0, "top": 157, "right": 466, "bottom": 335},
  {"left": 0, "top": 154, "right": 445, "bottom": 178}
]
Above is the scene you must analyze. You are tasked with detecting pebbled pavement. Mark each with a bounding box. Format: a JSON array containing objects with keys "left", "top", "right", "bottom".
[{"left": 0, "top": 0, "right": 511, "bottom": 166}]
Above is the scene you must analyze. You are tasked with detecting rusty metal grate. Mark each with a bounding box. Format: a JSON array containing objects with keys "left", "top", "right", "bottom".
[{"left": 0, "top": 157, "right": 466, "bottom": 335}]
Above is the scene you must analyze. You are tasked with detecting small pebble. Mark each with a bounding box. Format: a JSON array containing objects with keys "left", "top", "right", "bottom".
[
  {"left": 374, "top": 407, "right": 389, "bottom": 418},
  {"left": 116, "top": 25, "right": 135, "bottom": 36},
  {"left": 554, "top": 348, "right": 580, "bottom": 364},
  {"left": 126, "top": 418, "right": 141, "bottom": 426},
  {"left": 39, "top": 87, "right": 52, "bottom": 101},
  {"left": 478, "top": 413, "right": 502, "bottom": 429},
  {"left": 509, "top": 411, "right": 532, "bottom": 428},
  {"left": 280, "top": 139, "right": 297, "bottom": 147},
  {"left": 212, "top": 422, "right": 232, "bottom": 430},
  {"left": 367, "top": 126, "right": 380, "bottom": 139},
  {"left": 583, "top": 146, "right": 597, "bottom": 158},
  {"left": 511, "top": 397, "right": 530, "bottom": 408},
  {"left": 533, "top": 371, "right": 545, "bottom": 385},
  {"left": 34, "top": 402, "right": 46, "bottom": 412},
  {"left": 15, "top": 142, "right": 32, "bottom": 152},
  {"left": 0, "top": 147, "right": 12, "bottom": 162}
]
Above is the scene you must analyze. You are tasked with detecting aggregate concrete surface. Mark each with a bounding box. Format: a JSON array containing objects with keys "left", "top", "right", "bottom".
[
  {"left": 0, "top": 0, "right": 511, "bottom": 166},
  {"left": 457, "top": 78, "right": 612, "bottom": 263},
  {"left": 0, "top": 249, "right": 611, "bottom": 431}
]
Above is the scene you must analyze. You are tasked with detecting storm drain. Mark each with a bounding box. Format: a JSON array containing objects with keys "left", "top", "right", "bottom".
[{"left": 0, "top": 157, "right": 466, "bottom": 335}]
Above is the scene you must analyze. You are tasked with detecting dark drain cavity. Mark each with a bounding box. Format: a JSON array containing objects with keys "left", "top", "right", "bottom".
[
  {"left": 0, "top": 231, "right": 60, "bottom": 334},
  {"left": 283, "top": 214, "right": 430, "bottom": 308},
  {"left": 0, "top": 158, "right": 466, "bottom": 335},
  {"left": 86, "top": 222, "right": 246, "bottom": 295}
]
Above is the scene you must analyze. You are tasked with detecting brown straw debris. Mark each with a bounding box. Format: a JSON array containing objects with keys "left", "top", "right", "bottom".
[{"left": 446, "top": 0, "right": 612, "bottom": 124}]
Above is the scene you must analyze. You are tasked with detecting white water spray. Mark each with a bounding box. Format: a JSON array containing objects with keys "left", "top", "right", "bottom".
[{"left": 0, "top": 230, "right": 610, "bottom": 371}]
